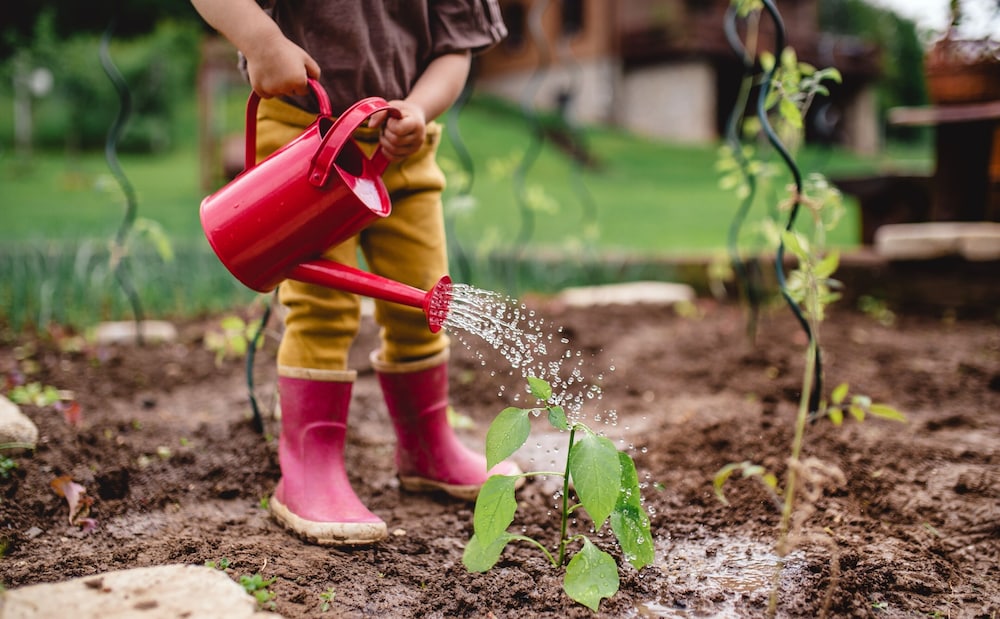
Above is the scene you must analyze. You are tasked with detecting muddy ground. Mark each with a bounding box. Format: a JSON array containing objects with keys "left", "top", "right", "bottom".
[{"left": 0, "top": 294, "right": 997, "bottom": 618}]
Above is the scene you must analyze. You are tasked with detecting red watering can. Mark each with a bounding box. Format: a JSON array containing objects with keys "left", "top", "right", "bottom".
[{"left": 200, "top": 79, "right": 452, "bottom": 333}]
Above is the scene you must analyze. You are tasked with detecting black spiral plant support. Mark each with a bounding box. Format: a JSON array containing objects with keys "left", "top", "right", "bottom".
[
  {"left": 245, "top": 293, "right": 274, "bottom": 434},
  {"left": 757, "top": 0, "right": 822, "bottom": 414},
  {"left": 722, "top": 4, "right": 764, "bottom": 342},
  {"left": 100, "top": 24, "right": 146, "bottom": 345}
]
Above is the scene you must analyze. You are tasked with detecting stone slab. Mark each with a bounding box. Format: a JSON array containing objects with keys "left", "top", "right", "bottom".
[
  {"left": 874, "top": 222, "right": 1000, "bottom": 261},
  {"left": 0, "top": 395, "right": 38, "bottom": 449},
  {"left": 556, "top": 281, "right": 696, "bottom": 308},
  {"left": 0, "top": 564, "right": 279, "bottom": 619},
  {"left": 92, "top": 321, "right": 178, "bottom": 345}
]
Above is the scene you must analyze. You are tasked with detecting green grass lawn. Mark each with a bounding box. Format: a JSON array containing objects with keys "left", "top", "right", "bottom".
[{"left": 0, "top": 94, "right": 932, "bottom": 329}]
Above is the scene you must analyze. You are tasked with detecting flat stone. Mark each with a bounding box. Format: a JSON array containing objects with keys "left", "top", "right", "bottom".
[
  {"left": 0, "top": 564, "right": 279, "bottom": 619},
  {"left": 92, "top": 320, "right": 178, "bottom": 345},
  {"left": 958, "top": 225, "right": 1000, "bottom": 261},
  {"left": 557, "top": 281, "right": 696, "bottom": 307},
  {"left": 0, "top": 395, "right": 38, "bottom": 449},
  {"left": 875, "top": 222, "right": 1000, "bottom": 261}
]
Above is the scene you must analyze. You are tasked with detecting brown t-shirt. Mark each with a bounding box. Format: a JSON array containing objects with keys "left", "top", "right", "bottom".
[{"left": 267, "top": 0, "right": 507, "bottom": 114}]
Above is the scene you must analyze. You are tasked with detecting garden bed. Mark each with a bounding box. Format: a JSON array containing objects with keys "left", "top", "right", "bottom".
[{"left": 1, "top": 296, "right": 997, "bottom": 617}]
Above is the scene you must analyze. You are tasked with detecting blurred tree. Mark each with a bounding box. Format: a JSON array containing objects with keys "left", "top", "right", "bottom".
[
  {"left": 819, "top": 0, "right": 929, "bottom": 141},
  {"left": 2, "top": 1, "right": 203, "bottom": 60}
]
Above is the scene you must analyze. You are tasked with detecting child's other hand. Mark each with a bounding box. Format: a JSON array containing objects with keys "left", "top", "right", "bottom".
[
  {"left": 244, "top": 32, "right": 321, "bottom": 99},
  {"left": 372, "top": 100, "right": 427, "bottom": 162}
]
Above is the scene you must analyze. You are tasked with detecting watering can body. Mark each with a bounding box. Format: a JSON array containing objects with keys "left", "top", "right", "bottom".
[
  {"left": 200, "top": 80, "right": 451, "bottom": 332},
  {"left": 200, "top": 81, "right": 394, "bottom": 293}
]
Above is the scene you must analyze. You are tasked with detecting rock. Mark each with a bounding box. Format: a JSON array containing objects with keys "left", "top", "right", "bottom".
[
  {"left": 0, "top": 564, "right": 280, "bottom": 619},
  {"left": 874, "top": 222, "right": 1000, "bottom": 261},
  {"left": 92, "top": 321, "right": 178, "bottom": 345},
  {"left": 0, "top": 395, "right": 38, "bottom": 449},
  {"left": 557, "top": 281, "right": 696, "bottom": 307}
]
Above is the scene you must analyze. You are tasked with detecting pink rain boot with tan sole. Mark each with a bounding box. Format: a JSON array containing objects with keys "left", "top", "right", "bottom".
[
  {"left": 270, "top": 368, "right": 388, "bottom": 545},
  {"left": 371, "top": 349, "right": 523, "bottom": 501}
]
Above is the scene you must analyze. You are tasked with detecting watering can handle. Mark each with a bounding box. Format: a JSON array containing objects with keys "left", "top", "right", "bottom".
[
  {"left": 243, "top": 79, "right": 333, "bottom": 171},
  {"left": 308, "top": 97, "right": 402, "bottom": 188}
]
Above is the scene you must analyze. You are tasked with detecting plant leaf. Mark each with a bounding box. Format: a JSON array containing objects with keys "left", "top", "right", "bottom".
[
  {"left": 610, "top": 452, "right": 654, "bottom": 570},
  {"left": 814, "top": 250, "right": 841, "bottom": 279},
  {"left": 828, "top": 407, "right": 844, "bottom": 426},
  {"left": 485, "top": 407, "right": 531, "bottom": 470},
  {"left": 830, "top": 382, "right": 849, "bottom": 405},
  {"left": 563, "top": 538, "right": 620, "bottom": 611},
  {"left": 568, "top": 432, "right": 621, "bottom": 530},
  {"left": 527, "top": 376, "right": 552, "bottom": 401},
  {"left": 848, "top": 404, "right": 865, "bottom": 422},
  {"left": 869, "top": 403, "right": 907, "bottom": 422},
  {"left": 547, "top": 405, "right": 569, "bottom": 431},
  {"left": 779, "top": 97, "right": 803, "bottom": 129},
  {"left": 473, "top": 475, "right": 519, "bottom": 542},
  {"left": 712, "top": 462, "right": 739, "bottom": 505},
  {"left": 463, "top": 532, "right": 514, "bottom": 573}
]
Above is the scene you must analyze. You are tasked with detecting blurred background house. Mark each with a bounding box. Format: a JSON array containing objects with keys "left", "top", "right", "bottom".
[{"left": 474, "top": 0, "right": 883, "bottom": 154}]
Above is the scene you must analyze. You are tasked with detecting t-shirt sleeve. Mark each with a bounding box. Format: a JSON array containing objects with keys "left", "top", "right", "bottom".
[{"left": 431, "top": 0, "right": 508, "bottom": 56}]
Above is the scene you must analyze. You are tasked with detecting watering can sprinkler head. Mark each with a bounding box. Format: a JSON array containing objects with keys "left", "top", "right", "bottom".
[
  {"left": 423, "top": 275, "right": 453, "bottom": 334},
  {"left": 199, "top": 81, "right": 452, "bottom": 334}
]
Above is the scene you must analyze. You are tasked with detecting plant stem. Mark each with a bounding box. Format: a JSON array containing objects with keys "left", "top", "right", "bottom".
[
  {"left": 508, "top": 534, "right": 559, "bottom": 567},
  {"left": 768, "top": 336, "right": 817, "bottom": 617},
  {"left": 557, "top": 425, "right": 577, "bottom": 566}
]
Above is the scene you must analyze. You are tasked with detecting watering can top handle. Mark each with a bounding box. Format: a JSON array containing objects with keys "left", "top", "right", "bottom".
[
  {"left": 308, "top": 97, "right": 403, "bottom": 188},
  {"left": 243, "top": 78, "right": 333, "bottom": 171}
]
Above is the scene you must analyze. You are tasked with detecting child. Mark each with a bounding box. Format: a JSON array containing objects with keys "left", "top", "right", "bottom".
[{"left": 190, "top": 0, "right": 519, "bottom": 546}]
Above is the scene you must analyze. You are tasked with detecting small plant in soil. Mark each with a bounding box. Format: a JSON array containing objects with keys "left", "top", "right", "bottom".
[
  {"left": 239, "top": 572, "right": 277, "bottom": 610},
  {"left": 463, "top": 376, "right": 654, "bottom": 611},
  {"left": 203, "top": 315, "right": 264, "bottom": 366},
  {"left": 319, "top": 587, "right": 336, "bottom": 612}
]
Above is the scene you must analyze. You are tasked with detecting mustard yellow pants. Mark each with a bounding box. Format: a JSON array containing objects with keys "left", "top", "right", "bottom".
[{"left": 255, "top": 97, "right": 449, "bottom": 370}]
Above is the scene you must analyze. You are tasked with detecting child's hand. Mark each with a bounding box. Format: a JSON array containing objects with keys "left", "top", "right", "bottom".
[
  {"left": 372, "top": 100, "right": 427, "bottom": 162},
  {"left": 244, "top": 31, "right": 321, "bottom": 99}
]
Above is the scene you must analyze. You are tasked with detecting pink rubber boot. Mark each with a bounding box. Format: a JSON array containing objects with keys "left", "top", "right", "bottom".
[
  {"left": 371, "top": 349, "right": 523, "bottom": 501},
  {"left": 270, "top": 368, "right": 388, "bottom": 545}
]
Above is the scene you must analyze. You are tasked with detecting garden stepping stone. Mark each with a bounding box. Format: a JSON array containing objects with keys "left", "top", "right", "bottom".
[
  {"left": 0, "top": 395, "right": 38, "bottom": 449},
  {"left": 557, "top": 281, "right": 695, "bottom": 307},
  {"left": 0, "top": 564, "right": 279, "bottom": 618},
  {"left": 92, "top": 320, "right": 179, "bottom": 345},
  {"left": 874, "top": 222, "right": 1000, "bottom": 261}
]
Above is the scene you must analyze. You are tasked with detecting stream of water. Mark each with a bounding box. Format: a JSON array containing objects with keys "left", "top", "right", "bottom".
[{"left": 441, "top": 283, "right": 612, "bottom": 424}]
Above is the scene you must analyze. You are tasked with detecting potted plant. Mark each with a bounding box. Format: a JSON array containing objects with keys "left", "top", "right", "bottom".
[{"left": 924, "top": 0, "right": 1000, "bottom": 104}]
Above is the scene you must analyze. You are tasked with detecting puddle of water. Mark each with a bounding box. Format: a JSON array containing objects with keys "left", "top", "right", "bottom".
[{"left": 628, "top": 534, "right": 806, "bottom": 618}]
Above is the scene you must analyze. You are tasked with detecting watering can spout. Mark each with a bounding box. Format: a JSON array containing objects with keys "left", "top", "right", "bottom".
[{"left": 289, "top": 262, "right": 453, "bottom": 333}]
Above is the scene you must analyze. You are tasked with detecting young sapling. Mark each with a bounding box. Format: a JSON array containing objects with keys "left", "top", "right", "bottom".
[{"left": 463, "top": 376, "right": 654, "bottom": 611}]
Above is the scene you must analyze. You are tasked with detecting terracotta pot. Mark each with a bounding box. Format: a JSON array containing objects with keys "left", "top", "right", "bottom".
[{"left": 924, "top": 40, "right": 1000, "bottom": 104}]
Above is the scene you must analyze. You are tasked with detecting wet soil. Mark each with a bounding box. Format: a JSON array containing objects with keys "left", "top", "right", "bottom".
[{"left": 1, "top": 297, "right": 998, "bottom": 618}]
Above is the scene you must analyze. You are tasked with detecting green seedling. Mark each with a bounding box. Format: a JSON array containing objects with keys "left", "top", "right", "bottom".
[
  {"left": 203, "top": 315, "right": 263, "bottom": 366},
  {"left": 463, "top": 376, "right": 654, "bottom": 611},
  {"left": 319, "top": 587, "right": 336, "bottom": 612},
  {"left": 0, "top": 456, "right": 16, "bottom": 479},
  {"left": 239, "top": 573, "right": 276, "bottom": 610},
  {"left": 8, "top": 382, "right": 61, "bottom": 407},
  {"left": 0, "top": 442, "right": 33, "bottom": 480},
  {"left": 205, "top": 557, "right": 231, "bottom": 570}
]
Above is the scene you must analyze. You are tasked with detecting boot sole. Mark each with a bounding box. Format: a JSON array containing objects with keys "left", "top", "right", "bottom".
[
  {"left": 399, "top": 473, "right": 527, "bottom": 502},
  {"left": 270, "top": 496, "right": 388, "bottom": 546}
]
